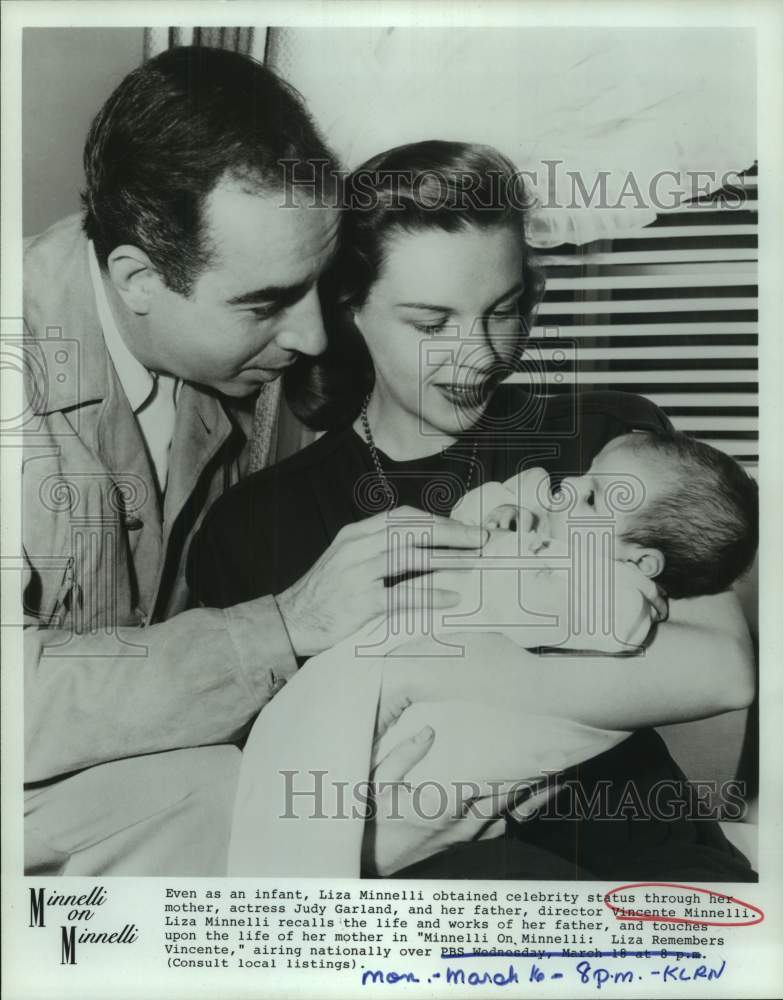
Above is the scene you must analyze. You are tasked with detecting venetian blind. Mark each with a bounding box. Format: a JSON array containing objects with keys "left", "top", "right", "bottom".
[{"left": 512, "top": 167, "right": 758, "bottom": 477}]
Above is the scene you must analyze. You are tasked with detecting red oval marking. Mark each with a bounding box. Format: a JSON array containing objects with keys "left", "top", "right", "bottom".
[{"left": 603, "top": 882, "right": 764, "bottom": 927}]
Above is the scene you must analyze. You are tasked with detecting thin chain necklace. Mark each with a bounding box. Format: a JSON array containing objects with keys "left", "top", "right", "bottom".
[{"left": 359, "top": 393, "right": 479, "bottom": 509}]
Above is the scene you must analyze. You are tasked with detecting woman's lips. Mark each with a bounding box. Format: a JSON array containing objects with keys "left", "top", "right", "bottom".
[{"left": 434, "top": 381, "right": 492, "bottom": 408}]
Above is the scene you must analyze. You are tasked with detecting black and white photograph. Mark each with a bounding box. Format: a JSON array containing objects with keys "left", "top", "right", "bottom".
[{"left": 2, "top": 2, "right": 781, "bottom": 997}]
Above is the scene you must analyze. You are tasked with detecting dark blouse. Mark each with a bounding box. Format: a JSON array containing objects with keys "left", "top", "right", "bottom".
[{"left": 188, "top": 388, "right": 673, "bottom": 607}]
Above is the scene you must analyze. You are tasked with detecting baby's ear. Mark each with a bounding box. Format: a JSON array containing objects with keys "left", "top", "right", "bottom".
[{"left": 629, "top": 547, "right": 665, "bottom": 580}]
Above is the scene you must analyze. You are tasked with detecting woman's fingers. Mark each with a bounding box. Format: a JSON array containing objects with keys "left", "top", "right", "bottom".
[
  {"left": 459, "top": 778, "right": 560, "bottom": 824},
  {"left": 373, "top": 691, "right": 413, "bottom": 739},
  {"left": 509, "top": 780, "right": 562, "bottom": 820},
  {"left": 476, "top": 816, "right": 508, "bottom": 841},
  {"left": 649, "top": 587, "right": 669, "bottom": 623},
  {"left": 462, "top": 779, "right": 524, "bottom": 818},
  {"left": 371, "top": 726, "right": 435, "bottom": 782},
  {"left": 365, "top": 768, "right": 543, "bottom": 876},
  {"left": 613, "top": 561, "right": 669, "bottom": 626}
]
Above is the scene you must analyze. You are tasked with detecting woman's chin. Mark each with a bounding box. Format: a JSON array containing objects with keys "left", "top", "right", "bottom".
[{"left": 430, "top": 387, "right": 490, "bottom": 433}]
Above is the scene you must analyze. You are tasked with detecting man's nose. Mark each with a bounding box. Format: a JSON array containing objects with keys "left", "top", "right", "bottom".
[{"left": 276, "top": 286, "right": 328, "bottom": 358}]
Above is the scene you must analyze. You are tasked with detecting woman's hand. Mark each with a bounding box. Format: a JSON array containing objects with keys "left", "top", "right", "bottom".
[
  {"left": 275, "top": 509, "right": 488, "bottom": 657},
  {"left": 378, "top": 587, "right": 754, "bottom": 733},
  {"left": 362, "top": 724, "right": 520, "bottom": 876},
  {"left": 431, "top": 536, "right": 668, "bottom": 654},
  {"left": 572, "top": 558, "right": 668, "bottom": 652}
]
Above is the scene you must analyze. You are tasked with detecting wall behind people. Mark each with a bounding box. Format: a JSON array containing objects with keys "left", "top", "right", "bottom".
[{"left": 23, "top": 27, "right": 144, "bottom": 237}]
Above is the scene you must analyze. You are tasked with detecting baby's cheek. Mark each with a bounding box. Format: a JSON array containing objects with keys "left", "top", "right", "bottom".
[
  {"left": 546, "top": 508, "right": 569, "bottom": 543},
  {"left": 518, "top": 508, "right": 536, "bottom": 533}
]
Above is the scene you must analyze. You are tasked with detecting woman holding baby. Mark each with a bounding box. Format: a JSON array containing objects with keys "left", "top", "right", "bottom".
[{"left": 189, "top": 141, "right": 757, "bottom": 881}]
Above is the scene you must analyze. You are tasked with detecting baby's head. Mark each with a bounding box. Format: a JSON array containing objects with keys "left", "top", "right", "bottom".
[{"left": 553, "top": 431, "right": 758, "bottom": 599}]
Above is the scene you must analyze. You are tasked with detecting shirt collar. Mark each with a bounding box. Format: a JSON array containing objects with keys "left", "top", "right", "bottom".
[{"left": 87, "top": 240, "right": 155, "bottom": 414}]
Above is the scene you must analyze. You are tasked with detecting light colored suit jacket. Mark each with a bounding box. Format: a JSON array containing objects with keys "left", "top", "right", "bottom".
[{"left": 22, "top": 215, "right": 296, "bottom": 783}]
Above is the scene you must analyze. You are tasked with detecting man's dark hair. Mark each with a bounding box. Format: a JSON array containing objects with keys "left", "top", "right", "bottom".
[
  {"left": 82, "top": 45, "right": 337, "bottom": 294},
  {"left": 620, "top": 431, "right": 758, "bottom": 599}
]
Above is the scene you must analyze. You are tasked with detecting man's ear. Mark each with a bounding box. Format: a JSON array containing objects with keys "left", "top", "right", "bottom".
[
  {"left": 626, "top": 546, "right": 665, "bottom": 581},
  {"left": 106, "top": 245, "right": 163, "bottom": 316}
]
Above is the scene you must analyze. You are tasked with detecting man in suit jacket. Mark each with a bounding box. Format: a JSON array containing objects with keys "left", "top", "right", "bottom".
[{"left": 22, "top": 45, "right": 486, "bottom": 874}]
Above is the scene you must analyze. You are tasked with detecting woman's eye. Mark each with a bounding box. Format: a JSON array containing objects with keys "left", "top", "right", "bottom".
[
  {"left": 489, "top": 309, "right": 518, "bottom": 322},
  {"left": 412, "top": 320, "right": 448, "bottom": 334}
]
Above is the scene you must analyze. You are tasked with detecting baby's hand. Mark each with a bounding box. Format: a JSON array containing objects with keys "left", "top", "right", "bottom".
[{"left": 483, "top": 504, "right": 536, "bottom": 533}]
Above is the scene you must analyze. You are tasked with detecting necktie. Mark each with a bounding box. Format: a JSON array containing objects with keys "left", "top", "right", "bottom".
[{"left": 138, "top": 373, "right": 178, "bottom": 494}]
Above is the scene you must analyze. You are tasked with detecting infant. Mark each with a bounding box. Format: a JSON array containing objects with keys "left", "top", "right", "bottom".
[
  {"left": 372, "top": 430, "right": 757, "bottom": 791},
  {"left": 471, "top": 429, "right": 758, "bottom": 601}
]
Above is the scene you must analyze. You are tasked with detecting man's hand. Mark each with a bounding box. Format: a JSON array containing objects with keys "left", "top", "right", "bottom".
[{"left": 275, "top": 509, "right": 488, "bottom": 657}]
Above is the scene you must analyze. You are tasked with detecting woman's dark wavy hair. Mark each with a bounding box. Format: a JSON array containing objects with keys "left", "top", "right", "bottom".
[
  {"left": 82, "top": 45, "right": 336, "bottom": 295},
  {"left": 284, "top": 140, "right": 546, "bottom": 430}
]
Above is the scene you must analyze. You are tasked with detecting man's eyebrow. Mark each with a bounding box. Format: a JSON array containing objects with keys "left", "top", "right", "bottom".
[{"left": 227, "top": 280, "right": 312, "bottom": 308}]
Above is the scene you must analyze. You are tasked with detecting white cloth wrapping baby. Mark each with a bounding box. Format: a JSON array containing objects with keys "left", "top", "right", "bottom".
[{"left": 227, "top": 470, "right": 630, "bottom": 876}]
